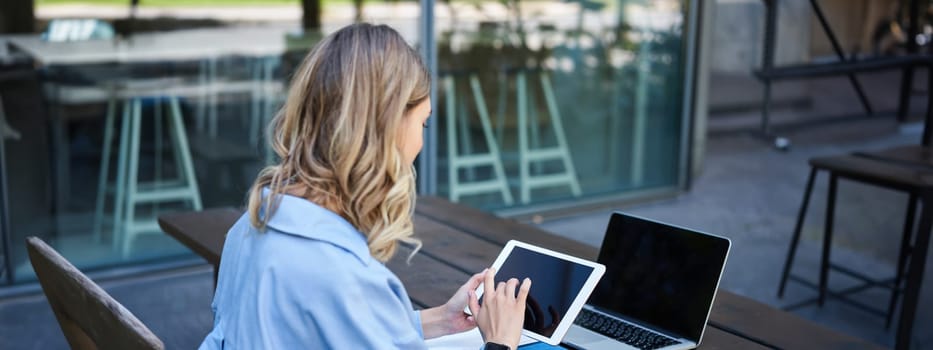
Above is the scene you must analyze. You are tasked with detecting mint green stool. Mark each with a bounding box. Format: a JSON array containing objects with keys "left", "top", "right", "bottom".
[
  {"left": 514, "top": 70, "right": 581, "bottom": 203},
  {"left": 93, "top": 82, "right": 202, "bottom": 257},
  {"left": 444, "top": 73, "right": 513, "bottom": 205}
]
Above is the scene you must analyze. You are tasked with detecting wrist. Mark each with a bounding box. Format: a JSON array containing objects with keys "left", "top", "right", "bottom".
[{"left": 419, "top": 307, "right": 451, "bottom": 339}]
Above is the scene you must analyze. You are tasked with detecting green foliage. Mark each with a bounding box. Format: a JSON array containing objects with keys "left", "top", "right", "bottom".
[{"left": 34, "top": 0, "right": 371, "bottom": 7}]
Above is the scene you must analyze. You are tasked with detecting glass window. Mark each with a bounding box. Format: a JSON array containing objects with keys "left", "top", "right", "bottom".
[
  {"left": 1, "top": 13, "right": 427, "bottom": 283},
  {"left": 0, "top": 0, "right": 690, "bottom": 284},
  {"left": 434, "top": 0, "right": 690, "bottom": 210}
]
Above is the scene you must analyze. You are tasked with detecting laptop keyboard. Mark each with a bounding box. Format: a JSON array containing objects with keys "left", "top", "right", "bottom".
[{"left": 574, "top": 309, "right": 680, "bottom": 350}]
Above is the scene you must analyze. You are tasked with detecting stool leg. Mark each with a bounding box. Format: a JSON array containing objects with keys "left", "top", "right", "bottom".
[
  {"left": 632, "top": 37, "right": 650, "bottom": 186},
  {"left": 196, "top": 60, "right": 208, "bottom": 134},
  {"left": 93, "top": 98, "right": 117, "bottom": 243},
  {"left": 470, "top": 75, "right": 513, "bottom": 205},
  {"left": 168, "top": 97, "right": 203, "bottom": 210},
  {"left": 819, "top": 174, "right": 838, "bottom": 307},
  {"left": 528, "top": 80, "right": 542, "bottom": 176},
  {"left": 457, "top": 88, "right": 475, "bottom": 181},
  {"left": 517, "top": 72, "right": 530, "bottom": 203},
  {"left": 778, "top": 167, "right": 817, "bottom": 297},
  {"left": 496, "top": 71, "right": 507, "bottom": 146},
  {"left": 895, "top": 193, "right": 931, "bottom": 350},
  {"left": 170, "top": 102, "right": 185, "bottom": 186},
  {"left": 112, "top": 101, "right": 132, "bottom": 249},
  {"left": 154, "top": 99, "right": 163, "bottom": 213},
  {"left": 445, "top": 76, "right": 459, "bottom": 202},
  {"left": 264, "top": 101, "right": 277, "bottom": 166},
  {"left": 250, "top": 58, "right": 262, "bottom": 144},
  {"left": 208, "top": 59, "right": 218, "bottom": 139},
  {"left": 887, "top": 193, "right": 918, "bottom": 329},
  {"left": 122, "top": 98, "right": 143, "bottom": 256},
  {"left": 249, "top": 62, "right": 262, "bottom": 148},
  {"left": 540, "top": 72, "right": 582, "bottom": 196}
]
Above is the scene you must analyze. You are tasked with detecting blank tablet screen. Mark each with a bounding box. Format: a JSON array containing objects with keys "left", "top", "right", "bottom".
[{"left": 490, "top": 245, "right": 595, "bottom": 337}]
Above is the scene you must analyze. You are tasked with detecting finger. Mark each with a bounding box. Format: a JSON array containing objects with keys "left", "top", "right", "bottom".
[
  {"left": 497, "top": 281, "right": 507, "bottom": 296},
  {"left": 468, "top": 290, "right": 481, "bottom": 316},
  {"left": 463, "top": 269, "right": 486, "bottom": 292},
  {"left": 463, "top": 315, "right": 477, "bottom": 330},
  {"left": 484, "top": 268, "right": 496, "bottom": 297},
  {"left": 517, "top": 278, "right": 532, "bottom": 304},
  {"left": 506, "top": 278, "right": 520, "bottom": 299}
]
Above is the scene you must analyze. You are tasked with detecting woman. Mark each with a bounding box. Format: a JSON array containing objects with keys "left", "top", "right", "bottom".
[{"left": 199, "top": 23, "right": 531, "bottom": 349}]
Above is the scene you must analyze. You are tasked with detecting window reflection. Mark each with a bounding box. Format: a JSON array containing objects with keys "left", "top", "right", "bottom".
[
  {"left": 436, "top": 0, "right": 688, "bottom": 209},
  {"left": 0, "top": 1, "right": 690, "bottom": 284}
]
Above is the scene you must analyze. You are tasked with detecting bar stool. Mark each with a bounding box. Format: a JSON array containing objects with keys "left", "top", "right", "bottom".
[
  {"left": 777, "top": 154, "right": 933, "bottom": 350},
  {"left": 442, "top": 71, "right": 513, "bottom": 205},
  {"left": 511, "top": 68, "right": 581, "bottom": 203},
  {"left": 43, "top": 71, "right": 115, "bottom": 226},
  {"left": 247, "top": 55, "right": 282, "bottom": 148},
  {"left": 93, "top": 80, "right": 202, "bottom": 257},
  {"left": 778, "top": 64, "right": 933, "bottom": 350},
  {"left": 193, "top": 55, "right": 282, "bottom": 144}
]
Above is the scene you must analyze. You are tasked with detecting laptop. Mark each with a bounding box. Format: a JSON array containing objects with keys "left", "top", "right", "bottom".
[{"left": 562, "top": 212, "right": 731, "bottom": 350}]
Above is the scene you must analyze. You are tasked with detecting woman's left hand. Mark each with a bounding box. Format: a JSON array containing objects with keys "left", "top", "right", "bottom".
[{"left": 421, "top": 269, "right": 487, "bottom": 339}]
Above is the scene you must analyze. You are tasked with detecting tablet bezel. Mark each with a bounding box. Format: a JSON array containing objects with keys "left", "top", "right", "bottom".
[{"left": 474, "top": 240, "right": 605, "bottom": 346}]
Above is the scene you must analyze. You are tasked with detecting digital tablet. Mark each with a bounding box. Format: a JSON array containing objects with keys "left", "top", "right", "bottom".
[{"left": 471, "top": 240, "right": 605, "bottom": 346}]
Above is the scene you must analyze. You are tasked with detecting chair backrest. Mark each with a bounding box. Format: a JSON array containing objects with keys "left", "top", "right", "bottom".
[{"left": 26, "top": 236, "right": 164, "bottom": 350}]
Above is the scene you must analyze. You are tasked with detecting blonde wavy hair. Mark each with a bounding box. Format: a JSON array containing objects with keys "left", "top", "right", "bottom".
[{"left": 247, "top": 23, "right": 429, "bottom": 262}]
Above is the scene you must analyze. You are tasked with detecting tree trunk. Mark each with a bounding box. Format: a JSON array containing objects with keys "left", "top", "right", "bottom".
[
  {"left": 302, "top": 0, "right": 321, "bottom": 30},
  {"left": 354, "top": 0, "right": 363, "bottom": 22},
  {"left": 0, "top": 0, "right": 36, "bottom": 34}
]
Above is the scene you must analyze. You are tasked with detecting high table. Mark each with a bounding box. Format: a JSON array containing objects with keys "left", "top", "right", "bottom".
[{"left": 158, "top": 197, "right": 887, "bottom": 349}]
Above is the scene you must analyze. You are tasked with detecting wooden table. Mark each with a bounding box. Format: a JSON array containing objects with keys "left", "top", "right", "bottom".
[{"left": 158, "top": 197, "right": 888, "bottom": 349}]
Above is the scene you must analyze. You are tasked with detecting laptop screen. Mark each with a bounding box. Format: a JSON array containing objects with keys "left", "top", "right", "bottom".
[{"left": 588, "top": 213, "right": 730, "bottom": 342}]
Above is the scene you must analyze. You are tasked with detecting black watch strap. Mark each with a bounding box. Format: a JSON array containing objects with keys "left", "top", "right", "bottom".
[{"left": 484, "top": 342, "right": 511, "bottom": 350}]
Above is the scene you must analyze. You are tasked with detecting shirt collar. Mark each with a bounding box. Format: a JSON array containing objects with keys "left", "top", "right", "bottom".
[{"left": 260, "top": 188, "right": 372, "bottom": 265}]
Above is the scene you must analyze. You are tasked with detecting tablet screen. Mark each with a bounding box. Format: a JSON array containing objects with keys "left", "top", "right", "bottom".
[{"left": 491, "top": 245, "right": 595, "bottom": 337}]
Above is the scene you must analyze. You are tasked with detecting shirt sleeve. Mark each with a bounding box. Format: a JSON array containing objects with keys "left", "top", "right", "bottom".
[{"left": 411, "top": 309, "right": 424, "bottom": 338}]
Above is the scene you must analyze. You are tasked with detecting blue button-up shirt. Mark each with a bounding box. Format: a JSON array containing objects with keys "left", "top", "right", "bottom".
[{"left": 199, "top": 191, "right": 426, "bottom": 349}]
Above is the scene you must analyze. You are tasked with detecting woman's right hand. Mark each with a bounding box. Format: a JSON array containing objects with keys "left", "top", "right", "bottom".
[{"left": 467, "top": 268, "right": 532, "bottom": 350}]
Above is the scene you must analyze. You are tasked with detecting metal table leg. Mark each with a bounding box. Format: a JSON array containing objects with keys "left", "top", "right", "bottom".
[
  {"left": 897, "top": 0, "right": 922, "bottom": 122},
  {"left": 895, "top": 190, "right": 932, "bottom": 350},
  {"left": 0, "top": 96, "right": 12, "bottom": 285}
]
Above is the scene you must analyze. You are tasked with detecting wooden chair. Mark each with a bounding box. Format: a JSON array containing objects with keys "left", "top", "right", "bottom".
[{"left": 26, "top": 236, "right": 164, "bottom": 350}]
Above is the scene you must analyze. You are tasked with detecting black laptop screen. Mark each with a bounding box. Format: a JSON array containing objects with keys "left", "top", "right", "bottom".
[{"left": 588, "top": 213, "right": 730, "bottom": 342}]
